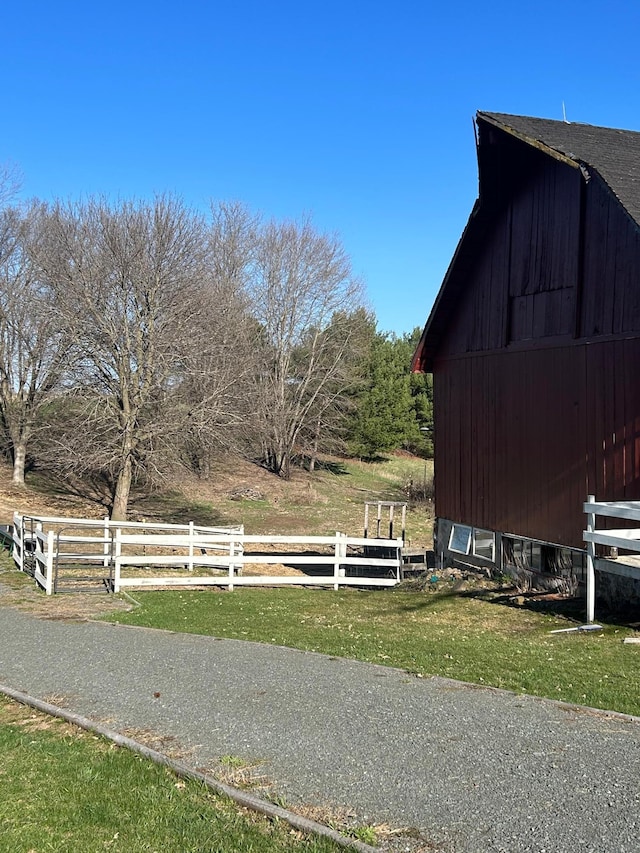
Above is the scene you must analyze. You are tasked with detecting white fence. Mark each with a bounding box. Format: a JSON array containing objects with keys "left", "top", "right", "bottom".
[
  {"left": 12, "top": 513, "right": 403, "bottom": 594},
  {"left": 583, "top": 495, "right": 640, "bottom": 622},
  {"left": 12, "top": 513, "right": 244, "bottom": 595}
]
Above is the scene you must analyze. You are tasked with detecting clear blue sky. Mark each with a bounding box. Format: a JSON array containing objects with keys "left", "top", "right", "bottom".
[{"left": 2, "top": 0, "right": 639, "bottom": 335}]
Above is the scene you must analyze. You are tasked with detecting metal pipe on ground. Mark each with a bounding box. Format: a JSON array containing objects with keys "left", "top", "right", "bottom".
[{"left": 0, "top": 683, "right": 377, "bottom": 853}]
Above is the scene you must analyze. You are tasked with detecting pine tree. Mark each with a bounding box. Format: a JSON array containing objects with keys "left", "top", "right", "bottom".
[
  {"left": 348, "top": 333, "right": 415, "bottom": 459},
  {"left": 347, "top": 327, "right": 433, "bottom": 460}
]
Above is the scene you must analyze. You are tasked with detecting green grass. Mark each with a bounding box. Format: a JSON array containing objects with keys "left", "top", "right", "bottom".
[
  {"left": 286, "top": 455, "right": 434, "bottom": 548},
  {"left": 104, "top": 585, "right": 640, "bottom": 717},
  {"left": 0, "top": 697, "right": 343, "bottom": 853}
]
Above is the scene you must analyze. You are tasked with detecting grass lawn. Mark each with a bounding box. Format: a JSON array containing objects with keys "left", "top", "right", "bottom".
[
  {"left": 104, "top": 584, "right": 640, "bottom": 717},
  {"left": 0, "top": 696, "right": 344, "bottom": 853}
]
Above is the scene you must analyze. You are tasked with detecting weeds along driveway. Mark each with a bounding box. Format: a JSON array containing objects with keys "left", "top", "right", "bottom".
[{"left": 0, "top": 604, "right": 639, "bottom": 853}]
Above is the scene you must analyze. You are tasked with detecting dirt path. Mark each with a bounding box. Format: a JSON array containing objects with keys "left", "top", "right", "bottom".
[{"left": 0, "top": 569, "right": 133, "bottom": 621}]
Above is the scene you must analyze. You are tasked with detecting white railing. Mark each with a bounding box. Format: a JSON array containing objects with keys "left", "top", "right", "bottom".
[
  {"left": 12, "top": 513, "right": 244, "bottom": 595},
  {"left": 12, "top": 522, "right": 55, "bottom": 594},
  {"left": 113, "top": 532, "right": 402, "bottom": 592},
  {"left": 12, "top": 513, "right": 403, "bottom": 594},
  {"left": 583, "top": 495, "right": 640, "bottom": 622}
]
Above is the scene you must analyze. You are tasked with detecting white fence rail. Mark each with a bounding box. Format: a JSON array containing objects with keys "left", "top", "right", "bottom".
[
  {"left": 583, "top": 495, "right": 640, "bottom": 622},
  {"left": 12, "top": 513, "right": 402, "bottom": 594},
  {"left": 12, "top": 513, "right": 244, "bottom": 595}
]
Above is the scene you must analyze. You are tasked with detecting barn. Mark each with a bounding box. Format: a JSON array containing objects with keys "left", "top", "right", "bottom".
[{"left": 412, "top": 111, "right": 640, "bottom": 605}]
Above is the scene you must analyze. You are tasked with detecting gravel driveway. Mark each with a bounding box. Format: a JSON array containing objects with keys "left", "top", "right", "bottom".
[{"left": 0, "top": 603, "right": 639, "bottom": 852}]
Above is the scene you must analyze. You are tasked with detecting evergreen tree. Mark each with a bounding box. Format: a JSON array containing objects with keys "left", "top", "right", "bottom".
[
  {"left": 347, "top": 327, "right": 433, "bottom": 460},
  {"left": 348, "top": 332, "right": 415, "bottom": 459},
  {"left": 404, "top": 327, "right": 433, "bottom": 457}
]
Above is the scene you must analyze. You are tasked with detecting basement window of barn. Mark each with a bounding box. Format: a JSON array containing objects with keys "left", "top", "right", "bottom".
[
  {"left": 473, "top": 528, "right": 495, "bottom": 561},
  {"left": 449, "top": 524, "right": 472, "bottom": 555}
]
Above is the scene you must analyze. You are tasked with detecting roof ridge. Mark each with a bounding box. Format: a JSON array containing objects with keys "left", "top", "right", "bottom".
[
  {"left": 478, "top": 110, "right": 640, "bottom": 136},
  {"left": 476, "top": 111, "right": 640, "bottom": 227}
]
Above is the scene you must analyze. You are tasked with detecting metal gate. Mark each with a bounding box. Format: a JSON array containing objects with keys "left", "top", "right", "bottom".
[{"left": 52, "top": 525, "right": 115, "bottom": 594}]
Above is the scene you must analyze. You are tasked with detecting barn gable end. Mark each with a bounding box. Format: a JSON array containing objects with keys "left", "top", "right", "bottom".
[{"left": 414, "top": 112, "right": 640, "bottom": 600}]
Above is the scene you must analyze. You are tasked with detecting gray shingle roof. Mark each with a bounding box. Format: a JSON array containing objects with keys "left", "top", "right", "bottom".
[{"left": 478, "top": 111, "right": 640, "bottom": 225}]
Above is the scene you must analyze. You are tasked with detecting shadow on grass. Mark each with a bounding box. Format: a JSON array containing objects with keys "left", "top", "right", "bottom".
[
  {"left": 27, "top": 469, "right": 112, "bottom": 511},
  {"left": 390, "top": 579, "right": 640, "bottom": 628},
  {"left": 498, "top": 590, "right": 587, "bottom": 622},
  {"left": 132, "top": 491, "right": 228, "bottom": 527},
  {"left": 516, "top": 590, "right": 640, "bottom": 628},
  {"left": 311, "top": 459, "right": 350, "bottom": 475},
  {"left": 390, "top": 584, "right": 477, "bottom": 613},
  {"left": 389, "top": 579, "right": 590, "bottom": 619}
]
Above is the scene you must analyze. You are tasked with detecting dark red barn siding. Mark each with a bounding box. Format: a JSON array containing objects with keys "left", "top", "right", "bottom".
[
  {"left": 434, "top": 338, "right": 640, "bottom": 550},
  {"left": 418, "top": 113, "right": 640, "bottom": 556},
  {"left": 585, "top": 339, "right": 640, "bottom": 503},
  {"left": 580, "top": 175, "right": 640, "bottom": 337},
  {"left": 438, "top": 145, "right": 583, "bottom": 360},
  {"left": 434, "top": 345, "right": 587, "bottom": 548}
]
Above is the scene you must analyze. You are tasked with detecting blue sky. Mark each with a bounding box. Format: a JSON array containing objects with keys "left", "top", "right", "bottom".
[{"left": 2, "top": 1, "right": 640, "bottom": 334}]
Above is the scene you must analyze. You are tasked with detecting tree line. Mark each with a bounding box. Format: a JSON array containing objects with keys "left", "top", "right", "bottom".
[{"left": 0, "top": 182, "right": 431, "bottom": 518}]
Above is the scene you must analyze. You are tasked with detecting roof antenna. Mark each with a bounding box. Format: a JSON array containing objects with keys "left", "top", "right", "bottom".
[{"left": 562, "top": 101, "right": 570, "bottom": 124}]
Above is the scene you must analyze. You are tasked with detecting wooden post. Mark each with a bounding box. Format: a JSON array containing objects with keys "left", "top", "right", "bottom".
[
  {"left": 401, "top": 504, "right": 407, "bottom": 544},
  {"left": 389, "top": 504, "right": 394, "bottom": 539},
  {"left": 585, "top": 494, "right": 596, "bottom": 623},
  {"left": 364, "top": 503, "right": 369, "bottom": 539},
  {"left": 376, "top": 503, "right": 381, "bottom": 538}
]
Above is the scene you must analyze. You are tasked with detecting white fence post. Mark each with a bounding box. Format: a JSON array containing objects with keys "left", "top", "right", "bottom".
[
  {"left": 12, "top": 512, "right": 23, "bottom": 571},
  {"left": 45, "top": 530, "right": 55, "bottom": 595},
  {"left": 188, "top": 521, "right": 195, "bottom": 571},
  {"left": 238, "top": 525, "right": 245, "bottom": 571},
  {"left": 341, "top": 534, "right": 348, "bottom": 586},
  {"left": 228, "top": 536, "right": 238, "bottom": 578},
  {"left": 113, "top": 528, "right": 122, "bottom": 593},
  {"left": 103, "top": 516, "right": 110, "bottom": 568},
  {"left": 334, "top": 532, "right": 341, "bottom": 590},
  {"left": 395, "top": 537, "right": 403, "bottom": 582},
  {"left": 228, "top": 536, "right": 235, "bottom": 591},
  {"left": 585, "top": 494, "right": 596, "bottom": 623}
]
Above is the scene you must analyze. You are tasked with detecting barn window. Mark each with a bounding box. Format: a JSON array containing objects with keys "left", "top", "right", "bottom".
[
  {"left": 449, "top": 524, "right": 472, "bottom": 555},
  {"left": 530, "top": 541, "right": 542, "bottom": 570},
  {"left": 473, "top": 528, "right": 495, "bottom": 561}
]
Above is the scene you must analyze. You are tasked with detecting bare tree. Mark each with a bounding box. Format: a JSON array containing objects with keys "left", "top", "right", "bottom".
[
  {"left": 0, "top": 203, "right": 73, "bottom": 483},
  {"left": 296, "top": 308, "right": 375, "bottom": 471},
  {"left": 0, "top": 162, "right": 22, "bottom": 208},
  {"left": 248, "top": 217, "right": 366, "bottom": 478},
  {"left": 37, "top": 196, "right": 215, "bottom": 519},
  {"left": 177, "top": 202, "right": 258, "bottom": 477}
]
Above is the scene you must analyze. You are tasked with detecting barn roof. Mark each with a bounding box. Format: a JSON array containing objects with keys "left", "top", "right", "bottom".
[
  {"left": 479, "top": 112, "right": 640, "bottom": 225},
  {"left": 412, "top": 112, "right": 640, "bottom": 372}
]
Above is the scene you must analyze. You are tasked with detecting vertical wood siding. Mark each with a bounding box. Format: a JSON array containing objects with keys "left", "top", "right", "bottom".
[
  {"left": 435, "top": 346, "right": 584, "bottom": 547},
  {"left": 439, "top": 151, "right": 582, "bottom": 358},
  {"left": 580, "top": 176, "right": 640, "bottom": 337},
  {"left": 431, "top": 132, "right": 640, "bottom": 551},
  {"left": 435, "top": 337, "right": 640, "bottom": 549}
]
